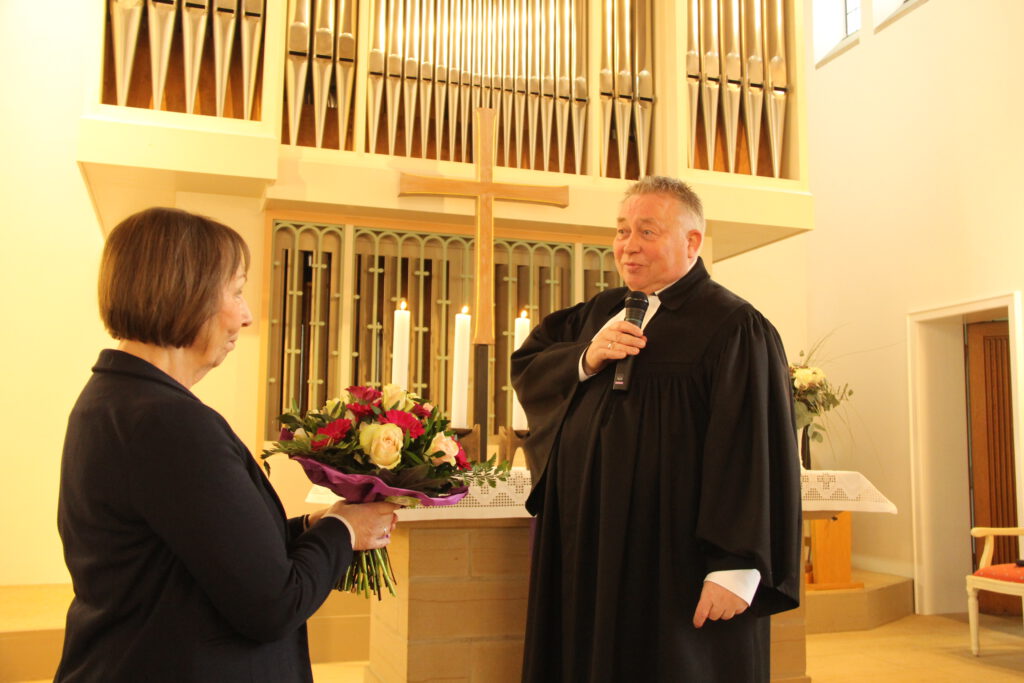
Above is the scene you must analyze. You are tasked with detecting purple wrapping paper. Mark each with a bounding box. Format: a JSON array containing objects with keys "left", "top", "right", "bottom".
[{"left": 292, "top": 456, "right": 469, "bottom": 506}]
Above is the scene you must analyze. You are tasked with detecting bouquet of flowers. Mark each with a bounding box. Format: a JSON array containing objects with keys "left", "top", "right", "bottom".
[
  {"left": 789, "top": 340, "right": 854, "bottom": 469},
  {"left": 789, "top": 354, "right": 853, "bottom": 442},
  {"left": 262, "top": 383, "right": 510, "bottom": 599}
]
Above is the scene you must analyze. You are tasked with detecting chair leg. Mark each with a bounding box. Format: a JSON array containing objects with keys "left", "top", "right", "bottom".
[{"left": 967, "top": 584, "right": 980, "bottom": 656}]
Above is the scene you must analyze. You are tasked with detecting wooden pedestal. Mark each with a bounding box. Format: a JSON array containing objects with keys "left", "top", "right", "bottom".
[
  {"left": 807, "top": 511, "right": 865, "bottom": 591},
  {"left": 365, "top": 518, "right": 531, "bottom": 683}
]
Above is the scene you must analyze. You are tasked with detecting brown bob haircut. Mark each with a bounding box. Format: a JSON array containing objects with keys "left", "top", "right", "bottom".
[{"left": 98, "top": 207, "right": 250, "bottom": 348}]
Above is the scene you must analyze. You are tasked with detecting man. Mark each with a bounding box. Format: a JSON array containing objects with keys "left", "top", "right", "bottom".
[{"left": 511, "top": 176, "right": 801, "bottom": 682}]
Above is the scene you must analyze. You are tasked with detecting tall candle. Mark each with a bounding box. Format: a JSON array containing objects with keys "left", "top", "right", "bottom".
[
  {"left": 511, "top": 310, "right": 531, "bottom": 431},
  {"left": 451, "top": 306, "right": 471, "bottom": 429},
  {"left": 391, "top": 300, "right": 410, "bottom": 389}
]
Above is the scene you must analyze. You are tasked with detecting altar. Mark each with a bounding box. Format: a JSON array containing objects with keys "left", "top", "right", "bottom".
[{"left": 308, "top": 466, "right": 896, "bottom": 682}]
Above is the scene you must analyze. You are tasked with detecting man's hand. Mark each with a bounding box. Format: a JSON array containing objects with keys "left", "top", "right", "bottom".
[
  {"left": 583, "top": 321, "right": 646, "bottom": 375},
  {"left": 692, "top": 580, "right": 750, "bottom": 628}
]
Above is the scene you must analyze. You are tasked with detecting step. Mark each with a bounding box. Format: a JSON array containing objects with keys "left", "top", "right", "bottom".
[
  {"left": 805, "top": 569, "right": 914, "bottom": 634},
  {"left": 0, "top": 584, "right": 368, "bottom": 682}
]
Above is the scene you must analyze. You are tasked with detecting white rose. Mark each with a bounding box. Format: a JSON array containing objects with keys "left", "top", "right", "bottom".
[
  {"left": 293, "top": 428, "right": 310, "bottom": 444},
  {"left": 358, "top": 423, "right": 404, "bottom": 469},
  {"left": 793, "top": 367, "right": 817, "bottom": 390},
  {"left": 323, "top": 397, "right": 344, "bottom": 417},
  {"left": 381, "top": 383, "right": 414, "bottom": 411},
  {"left": 428, "top": 433, "right": 461, "bottom": 467}
]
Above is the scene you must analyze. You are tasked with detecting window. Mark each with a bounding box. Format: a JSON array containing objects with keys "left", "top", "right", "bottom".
[
  {"left": 844, "top": 0, "right": 861, "bottom": 35},
  {"left": 813, "top": 0, "right": 861, "bottom": 64}
]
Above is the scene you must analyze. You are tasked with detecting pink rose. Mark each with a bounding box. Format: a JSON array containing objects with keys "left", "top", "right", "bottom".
[
  {"left": 427, "top": 433, "right": 461, "bottom": 467},
  {"left": 454, "top": 443, "right": 471, "bottom": 471},
  {"left": 412, "top": 403, "right": 432, "bottom": 419}
]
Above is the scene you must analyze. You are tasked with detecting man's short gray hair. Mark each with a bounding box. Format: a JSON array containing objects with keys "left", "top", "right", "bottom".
[{"left": 623, "top": 176, "right": 706, "bottom": 233}]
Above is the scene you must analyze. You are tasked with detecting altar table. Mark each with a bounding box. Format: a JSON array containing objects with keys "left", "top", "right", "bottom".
[{"left": 799, "top": 469, "right": 897, "bottom": 591}]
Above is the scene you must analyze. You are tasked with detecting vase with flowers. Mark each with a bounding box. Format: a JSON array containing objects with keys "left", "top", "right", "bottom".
[{"left": 789, "top": 344, "right": 853, "bottom": 469}]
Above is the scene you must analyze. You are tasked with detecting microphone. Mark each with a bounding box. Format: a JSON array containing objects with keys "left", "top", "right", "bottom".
[{"left": 612, "top": 290, "right": 650, "bottom": 391}]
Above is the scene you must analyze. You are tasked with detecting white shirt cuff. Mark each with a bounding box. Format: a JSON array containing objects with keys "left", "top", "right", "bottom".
[
  {"left": 578, "top": 348, "right": 596, "bottom": 381},
  {"left": 320, "top": 512, "right": 356, "bottom": 546},
  {"left": 705, "top": 568, "right": 761, "bottom": 606}
]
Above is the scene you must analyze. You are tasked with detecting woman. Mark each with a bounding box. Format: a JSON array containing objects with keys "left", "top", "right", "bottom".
[{"left": 55, "top": 207, "right": 397, "bottom": 682}]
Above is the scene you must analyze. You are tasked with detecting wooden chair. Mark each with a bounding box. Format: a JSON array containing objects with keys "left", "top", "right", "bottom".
[{"left": 966, "top": 526, "right": 1024, "bottom": 655}]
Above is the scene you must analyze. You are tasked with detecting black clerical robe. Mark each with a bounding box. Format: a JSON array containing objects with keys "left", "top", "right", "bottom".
[{"left": 510, "top": 259, "right": 801, "bottom": 683}]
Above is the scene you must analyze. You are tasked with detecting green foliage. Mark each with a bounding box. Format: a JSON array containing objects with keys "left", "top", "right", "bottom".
[{"left": 457, "top": 456, "right": 513, "bottom": 488}]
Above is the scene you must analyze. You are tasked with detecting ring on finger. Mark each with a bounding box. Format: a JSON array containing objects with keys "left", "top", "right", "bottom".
[{"left": 606, "top": 341, "right": 613, "bottom": 349}]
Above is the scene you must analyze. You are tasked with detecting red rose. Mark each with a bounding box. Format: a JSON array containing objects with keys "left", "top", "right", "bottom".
[
  {"left": 311, "top": 418, "right": 351, "bottom": 450},
  {"left": 411, "top": 403, "right": 432, "bottom": 419},
  {"left": 347, "top": 385, "right": 382, "bottom": 402},
  {"left": 320, "top": 418, "right": 352, "bottom": 440},
  {"left": 278, "top": 427, "right": 294, "bottom": 441},
  {"left": 454, "top": 443, "right": 471, "bottom": 471},
  {"left": 381, "top": 410, "right": 425, "bottom": 439},
  {"left": 347, "top": 402, "right": 375, "bottom": 421}
]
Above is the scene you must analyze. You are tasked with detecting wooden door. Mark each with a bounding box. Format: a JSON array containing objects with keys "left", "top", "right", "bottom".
[{"left": 966, "top": 320, "right": 1021, "bottom": 615}]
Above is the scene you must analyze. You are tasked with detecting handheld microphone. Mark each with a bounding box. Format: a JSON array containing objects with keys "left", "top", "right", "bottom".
[{"left": 612, "top": 290, "right": 649, "bottom": 391}]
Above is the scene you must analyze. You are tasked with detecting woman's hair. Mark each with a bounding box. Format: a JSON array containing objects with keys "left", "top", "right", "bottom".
[{"left": 98, "top": 207, "right": 250, "bottom": 348}]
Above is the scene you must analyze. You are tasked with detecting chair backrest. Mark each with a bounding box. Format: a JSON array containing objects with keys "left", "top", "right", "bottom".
[{"left": 970, "top": 526, "right": 1024, "bottom": 569}]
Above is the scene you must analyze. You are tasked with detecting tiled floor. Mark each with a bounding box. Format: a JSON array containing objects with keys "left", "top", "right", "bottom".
[
  {"left": 806, "top": 612, "right": 1024, "bottom": 682},
  {"left": 310, "top": 661, "right": 368, "bottom": 682},
  {"left": 17, "top": 613, "right": 1024, "bottom": 682},
  {"left": 307, "top": 613, "right": 1024, "bottom": 682}
]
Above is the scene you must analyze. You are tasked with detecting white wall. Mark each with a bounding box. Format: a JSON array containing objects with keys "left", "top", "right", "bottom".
[
  {"left": 715, "top": 237, "right": 809, "bottom": 358},
  {"left": 0, "top": 4, "right": 274, "bottom": 585},
  {"left": 0, "top": 2, "right": 109, "bottom": 584},
  {"left": 799, "top": 0, "right": 1024, "bottom": 585}
]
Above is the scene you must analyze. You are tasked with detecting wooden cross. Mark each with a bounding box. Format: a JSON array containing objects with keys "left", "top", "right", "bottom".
[
  {"left": 399, "top": 108, "right": 570, "bottom": 345},
  {"left": 398, "top": 108, "right": 570, "bottom": 454}
]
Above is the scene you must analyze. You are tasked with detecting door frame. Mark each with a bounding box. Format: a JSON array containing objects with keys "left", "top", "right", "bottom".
[{"left": 907, "top": 292, "right": 1024, "bottom": 614}]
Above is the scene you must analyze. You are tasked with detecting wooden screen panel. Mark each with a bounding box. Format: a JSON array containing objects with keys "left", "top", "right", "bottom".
[{"left": 967, "top": 320, "right": 1020, "bottom": 615}]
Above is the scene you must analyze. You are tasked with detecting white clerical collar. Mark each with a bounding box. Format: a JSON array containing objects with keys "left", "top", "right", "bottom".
[
  {"left": 598, "top": 292, "right": 661, "bottom": 332},
  {"left": 601, "top": 265, "right": 695, "bottom": 333}
]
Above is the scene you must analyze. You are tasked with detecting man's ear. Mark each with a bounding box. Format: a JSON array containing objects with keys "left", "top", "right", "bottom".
[{"left": 687, "top": 230, "right": 704, "bottom": 258}]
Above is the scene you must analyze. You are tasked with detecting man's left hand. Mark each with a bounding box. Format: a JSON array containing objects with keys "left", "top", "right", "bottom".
[{"left": 692, "top": 580, "right": 750, "bottom": 628}]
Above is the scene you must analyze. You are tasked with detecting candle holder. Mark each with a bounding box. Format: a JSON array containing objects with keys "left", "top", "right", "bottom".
[
  {"left": 452, "top": 425, "right": 482, "bottom": 463},
  {"left": 498, "top": 425, "right": 529, "bottom": 468}
]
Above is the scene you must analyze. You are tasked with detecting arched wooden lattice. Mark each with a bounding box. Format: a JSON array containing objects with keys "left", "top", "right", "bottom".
[{"left": 265, "top": 220, "right": 620, "bottom": 437}]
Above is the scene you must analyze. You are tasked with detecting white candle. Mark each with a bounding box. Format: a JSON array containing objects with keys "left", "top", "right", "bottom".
[
  {"left": 511, "top": 310, "right": 531, "bottom": 431},
  {"left": 391, "top": 300, "right": 410, "bottom": 389},
  {"left": 451, "top": 306, "right": 471, "bottom": 429}
]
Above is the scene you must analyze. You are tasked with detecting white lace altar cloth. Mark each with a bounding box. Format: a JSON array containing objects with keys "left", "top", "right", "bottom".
[
  {"left": 800, "top": 468, "right": 897, "bottom": 514},
  {"left": 307, "top": 466, "right": 896, "bottom": 520}
]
